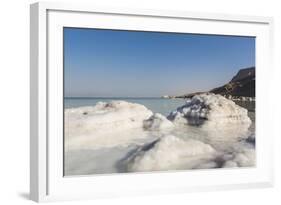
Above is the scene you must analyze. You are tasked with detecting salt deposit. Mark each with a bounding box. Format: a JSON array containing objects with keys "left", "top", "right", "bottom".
[
  {"left": 143, "top": 113, "right": 174, "bottom": 131},
  {"left": 167, "top": 93, "right": 251, "bottom": 129},
  {"left": 65, "top": 101, "right": 153, "bottom": 150},
  {"left": 223, "top": 147, "right": 255, "bottom": 168},
  {"left": 126, "top": 135, "right": 217, "bottom": 172}
]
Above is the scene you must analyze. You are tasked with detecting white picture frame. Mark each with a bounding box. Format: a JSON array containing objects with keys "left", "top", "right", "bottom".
[{"left": 30, "top": 1, "right": 274, "bottom": 202}]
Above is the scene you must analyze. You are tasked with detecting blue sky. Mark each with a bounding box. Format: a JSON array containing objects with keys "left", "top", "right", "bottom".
[{"left": 64, "top": 27, "right": 255, "bottom": 97}]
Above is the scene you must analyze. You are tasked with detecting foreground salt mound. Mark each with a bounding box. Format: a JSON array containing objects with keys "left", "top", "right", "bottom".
[
  {"left": 65, "top": 101, "right": 153, "bottom": 150},
  {"left": 223, "top": 146, "right": 255, "bottom": 168},
  {"left": 167, "top": 93, "right": 251, "bottom": 128},
  {"left": 143, "top": 113, "right": 174, "bottom": 131},
  {"left": 126, "top": 135, "right": 217, "bottom": 172}
]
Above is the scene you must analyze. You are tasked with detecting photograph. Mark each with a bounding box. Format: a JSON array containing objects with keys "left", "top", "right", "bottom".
[{"left": 63, "top": 27, "right": 255, "bottom": 176}]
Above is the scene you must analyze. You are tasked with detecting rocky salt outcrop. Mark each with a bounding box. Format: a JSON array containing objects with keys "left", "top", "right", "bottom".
[
  {"left": 126, "top": 135, "right": 217, "bottom": 172},
  {"left": 143, "top": 113, "right": 174, "bottom": 131},
  {"left": 65, "top": 101, "right": 153, "bottom": 135},
  {"left": 167, "top": 93, "right": 251, "bottom": 129},
  {"left": 222, "top": 147, "right": 255, "bottom": 168},
  {"left": 65, "top": 101, "right": 154, "bottom": 149}
]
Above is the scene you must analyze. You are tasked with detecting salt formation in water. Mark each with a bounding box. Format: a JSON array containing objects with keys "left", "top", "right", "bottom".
[
  {"left": 246, "top": 133, "right": 255, "bottom": 145},
  {"left": 222, "top": 146, "right": 255, "bottom": 168},
  {"left": 65, "top": 101, "right": 154, "bottom": 150},
  {"left": 126, "top": 135, "right": 217, "bottom": 172},
  {"left": 65, "top": 101, "right": 153, "bottom": 136},
  {"left": 167, "top": 93, "right": 251, "bottom": 128},
  {"left": 143, "top": 113, "right": 174, "bottom": 131}
]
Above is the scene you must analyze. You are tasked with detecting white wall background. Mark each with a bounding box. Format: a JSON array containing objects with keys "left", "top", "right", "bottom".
[{"left": 0, "top": 0, "right": 280, "bottom": 204}]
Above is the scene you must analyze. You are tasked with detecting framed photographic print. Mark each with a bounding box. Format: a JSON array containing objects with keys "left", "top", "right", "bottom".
[{"left": 30, "top": 2, "right": 274, "bottom": 202}]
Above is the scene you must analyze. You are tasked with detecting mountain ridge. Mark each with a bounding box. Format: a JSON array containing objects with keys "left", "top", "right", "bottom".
[{"left": 174, "top": 66, "right": 255, "bottom": 98}]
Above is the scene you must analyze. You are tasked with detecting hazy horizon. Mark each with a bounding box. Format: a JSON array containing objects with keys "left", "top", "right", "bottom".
[{"left": 64, "top": 28, "right": 255, "bottom": 98}]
